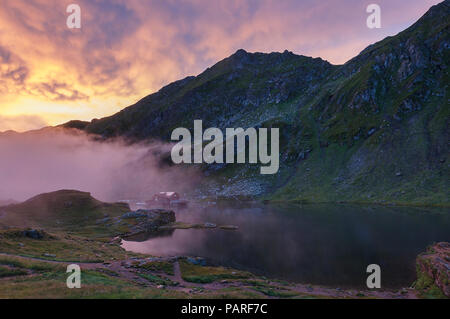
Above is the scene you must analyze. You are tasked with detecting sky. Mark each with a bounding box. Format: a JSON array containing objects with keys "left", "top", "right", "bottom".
[{"left": 0, "top": 0, "right": 442, "bottom": 132}]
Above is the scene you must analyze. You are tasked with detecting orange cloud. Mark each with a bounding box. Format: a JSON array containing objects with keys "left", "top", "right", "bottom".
[{"left": 0, "top": 0, "right": 442, "bottom": 130}]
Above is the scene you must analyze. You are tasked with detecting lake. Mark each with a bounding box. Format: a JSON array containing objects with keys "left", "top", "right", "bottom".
[{"left": 122, "top": 202, "right": 450, "bottom": 289}]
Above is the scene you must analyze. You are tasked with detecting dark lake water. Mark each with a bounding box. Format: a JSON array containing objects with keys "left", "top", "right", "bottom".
[{"left": 122, "top": 202, "right": 450, "bottom": 289}]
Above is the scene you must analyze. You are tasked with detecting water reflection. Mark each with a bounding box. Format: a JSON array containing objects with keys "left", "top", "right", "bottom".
[{"left": 122, "top": 202, "right": 450, "bottom": 288}]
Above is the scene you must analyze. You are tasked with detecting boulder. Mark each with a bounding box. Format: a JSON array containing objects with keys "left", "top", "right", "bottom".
[
  {"left": 416, "top": 242, "right": 450, "bottom": 297},
  {"left": 23, "top": 229, "right": 45, "bottom": 239},
  {"left": 121, "top": 209, "right": 176, "bottom": 234},
  {"left": 121, "top": 210, "right": 148, "bottom": 219},
  {"left": 186, "top": 257, "right": 207, "bottom": 266}
]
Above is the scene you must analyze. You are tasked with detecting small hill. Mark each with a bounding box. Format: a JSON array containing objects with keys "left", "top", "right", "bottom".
[{"left": 2, "top": 190, "right": 130, "bottom": 232}]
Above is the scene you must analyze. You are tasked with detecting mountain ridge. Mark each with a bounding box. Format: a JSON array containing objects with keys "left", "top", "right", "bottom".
[{"left": 57, "top": 1, "right": 449, "bottom": 205}]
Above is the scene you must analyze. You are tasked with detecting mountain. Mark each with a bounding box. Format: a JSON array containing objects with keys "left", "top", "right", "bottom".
[
  {"left": 0, "top": 190, "right": 131, "bottom": 235},
  {"left": 64, "top": 1, "right": 449, "bottom": 205}
]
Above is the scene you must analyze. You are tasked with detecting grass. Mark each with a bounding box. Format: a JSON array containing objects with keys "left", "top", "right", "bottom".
[
  {"left": 0, "top": 271, "right": 187, "bottom": 299},
  {"left": 0, "top": 255, "right": 265, "bottom": 299},
  {"left": 267, "top": 118, "right": 449, "bottom": 207},
  {"left": 251, "top": 286, "right": 299, "bottom": 298},
  {"left": 0, "top": 254, "right": 187, "bottom": 299},
  {"left": 0, "top": 192, "right": 268, "bottom": 298},
  {"left": 0, "top": 265, "right": 28, "bottom": 278},
  {"left": 0, "top": 229, "right": 139, "bottom": 263},
  {"left": 414, "top": 269, "right": 447, "bottom": 299},
  {"left": 137, "top": 273, "right": 177, "bottom": 286},
  {"left": 0, "top": 255, "right": 66, "bottom": 272},
  {"left": 414, "top": 251, "right": 448, "bottom": 299},
  {"left": 240, "top": 279, "right": 301, "bottom": 298},
  {"left": 179, "top": 260, "right": 252, "bottom": 283},
  {"left": 193, "top": 287, "right": 264, "bottom": 299},
  {"left": 136, "top": 261, "right": 174, "bottom": 276},
  {"left": 0, "top": 190, "right": 135, "bottom": 238}
]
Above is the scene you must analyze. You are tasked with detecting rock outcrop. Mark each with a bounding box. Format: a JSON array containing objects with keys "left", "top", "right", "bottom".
[
  {"left": 121, "top": 209, "right": 176, "bottom": 235},
  {"left": 416, "top": 242, "right": 450, "bottom": 298}
]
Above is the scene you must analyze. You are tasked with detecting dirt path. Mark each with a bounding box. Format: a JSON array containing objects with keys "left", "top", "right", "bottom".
[
  {"left": 0, "top": 252, "right": 419, "bottom": 298},
  {"left": 161, "top": 260, "right": 418, "bottom": 299}
]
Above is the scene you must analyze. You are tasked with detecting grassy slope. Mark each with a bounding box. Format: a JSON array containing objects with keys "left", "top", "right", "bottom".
[
  {"left": 0, "top": 190, "right": 143, "bottom": 262},
  {"left": 0, "top": 191, "right": 298, "bottom": 298},
  {"left": 0, "top": 190, "right": 444, "bottom": 298},
  {"left": 269, "top": 1, "right": 449, "bottom": 206},
  {"left": 61, "top": 2, "right": 450, "bottom": 206},
  {"left": 0, "top": 190, "right": 136, "bottom": 238}
]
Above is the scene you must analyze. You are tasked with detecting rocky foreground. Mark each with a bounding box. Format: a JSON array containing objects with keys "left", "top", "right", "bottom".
[
  {"left": 1, "top": 228, "right": 447, "bottom": 299},
  {"left": 415, "top": 242, "right": 450, "bottom": 298},
  {"left": 0, "top": 190, "right": 448, "bottom": 299}
]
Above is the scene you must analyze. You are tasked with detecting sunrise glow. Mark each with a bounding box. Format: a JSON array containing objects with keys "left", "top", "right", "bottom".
[{"left": 0, "top": 0, "right": 441, "bottom": 131}]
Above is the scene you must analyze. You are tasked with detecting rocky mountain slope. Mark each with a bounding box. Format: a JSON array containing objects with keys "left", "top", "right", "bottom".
[{"left": 65, "top": 1, "right": 449, "bottom": 205}]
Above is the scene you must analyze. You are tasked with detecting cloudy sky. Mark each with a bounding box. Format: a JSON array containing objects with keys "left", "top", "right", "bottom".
[{"left": 0, "top": 0, "right": 441, "bottom": 131}]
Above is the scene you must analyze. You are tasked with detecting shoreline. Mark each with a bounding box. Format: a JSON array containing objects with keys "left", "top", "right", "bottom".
[{"left": 195, "top": 197, "right": 450, "bottom": 209}]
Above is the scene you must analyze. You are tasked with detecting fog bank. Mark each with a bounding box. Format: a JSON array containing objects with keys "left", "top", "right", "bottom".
[{"left": 0, "top": 128, "right": 200, "bottom": 202}]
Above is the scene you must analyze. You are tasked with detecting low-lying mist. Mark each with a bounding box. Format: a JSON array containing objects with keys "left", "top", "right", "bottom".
[{"left": 0, "top": 128, "right": 201, "bottom": 203}]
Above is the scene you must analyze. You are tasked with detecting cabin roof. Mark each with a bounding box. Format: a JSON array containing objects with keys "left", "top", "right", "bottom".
[{"left": 159, "top": 192, "right": 176, "bottom": 196}]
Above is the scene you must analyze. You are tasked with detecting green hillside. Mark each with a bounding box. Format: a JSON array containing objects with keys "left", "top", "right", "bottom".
[
  {"left": 65, "top": 1, "right": 449, "bottom": 206},
  {"left": 0, "top": 190, "right": 131, "bottom": 237}
]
